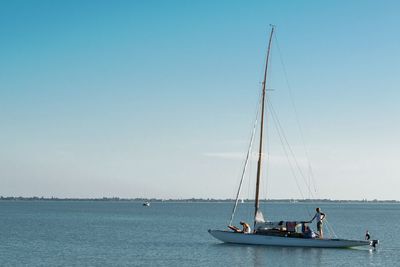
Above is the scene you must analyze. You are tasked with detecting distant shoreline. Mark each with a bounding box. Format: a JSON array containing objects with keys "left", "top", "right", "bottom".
[{"left": 0, "top": 196, "right": 398, "bottom": 203}]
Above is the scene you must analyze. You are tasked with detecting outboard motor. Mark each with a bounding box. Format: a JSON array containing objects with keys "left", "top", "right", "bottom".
[
  {"left": 365, "top": 230, "right": 378, "bottom": 248},
  {"left": 371, "top": 239, "right": 379, "bottom": 248}
]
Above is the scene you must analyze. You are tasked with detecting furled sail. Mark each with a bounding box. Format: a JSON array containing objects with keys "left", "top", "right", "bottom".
[{"left": 255, "top": 210, "right": 265, "bottom": 223}]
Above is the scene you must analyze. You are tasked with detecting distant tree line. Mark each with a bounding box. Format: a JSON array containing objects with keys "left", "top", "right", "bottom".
[{"left": 0, "top": 196, "right": 398, "bottom": 203}]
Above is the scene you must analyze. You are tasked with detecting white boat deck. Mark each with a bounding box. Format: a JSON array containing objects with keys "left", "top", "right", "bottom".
[{"left": 208, "top": 230, "right": 375, "bottom": 248}]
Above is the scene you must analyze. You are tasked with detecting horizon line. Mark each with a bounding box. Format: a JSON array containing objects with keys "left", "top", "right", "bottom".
[{"left": 1, "top": 196, "right": 399, "bottom": 202}]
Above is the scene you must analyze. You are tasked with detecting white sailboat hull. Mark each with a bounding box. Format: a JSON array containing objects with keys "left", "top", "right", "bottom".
[{"left": 208, "top": 230, "right": 374, "bottom": 248}]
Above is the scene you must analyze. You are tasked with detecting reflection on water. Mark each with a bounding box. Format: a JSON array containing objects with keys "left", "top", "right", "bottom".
[
  {"left": 214, "top": 243, "right": 326, "bottom": 266},
  {"left": 1, "top": 202, "right": 399, "bottom": 266},
  {"left": 250, "top": 246, "right": 323, "bottom": 267},
  {"left": 213, "top": 241, "right": 380, "bottom": 266}
]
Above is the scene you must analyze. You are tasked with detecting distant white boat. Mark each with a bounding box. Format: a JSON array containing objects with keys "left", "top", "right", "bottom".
[
  {"left": 142, "top": 202, "right": 150, "bottom": 207},
  {"left": 208, "top": 26, "right": 378, "bottom": 249}
]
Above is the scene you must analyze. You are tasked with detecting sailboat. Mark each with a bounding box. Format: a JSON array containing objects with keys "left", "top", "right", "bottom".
[{"left": 208, "top": 26, "right": 378, "bottom": 248}]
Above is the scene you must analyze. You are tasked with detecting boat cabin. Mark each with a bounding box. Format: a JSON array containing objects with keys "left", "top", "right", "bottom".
[{"left": 255, "top": 221, "right": 317, "bottom": 239}]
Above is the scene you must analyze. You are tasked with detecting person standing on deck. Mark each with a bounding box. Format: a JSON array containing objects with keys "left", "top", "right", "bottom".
[{"left": 309, "top": 208, "right": 326, "bottom": 238}]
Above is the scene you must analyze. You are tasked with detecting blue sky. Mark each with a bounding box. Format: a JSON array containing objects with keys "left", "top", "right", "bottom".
[{"left": 1, "top": 0, "right": 399, "bottom": 199}]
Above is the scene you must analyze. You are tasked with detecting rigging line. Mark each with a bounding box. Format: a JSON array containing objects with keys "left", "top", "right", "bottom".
[
  {"left": 267, "top": 100, "right": 315, "bottom": 218},
  {"left": 246, "top": 88, "right": 263, "bottom": 222},
  {"left": 324, "top": 218, "right": 338, "bottom": 238},
  {"left": 228, "top": 93, "right": 262, "bottom": 226},
  {"left": 266, "top": 83, "right": 338, "bottom": 237},
  {"left": 267, "top": 99, "right": 316, "bottom": 200},
  {"left": 262, "top": 104, "right": 270, "bottom": 204},
  {"left": 272, "top": 34, "right": 337, "bottom": 238},
  {"left": 246, "top": 153, "right": 253, "bottom": 221},
  {"left": 324, "top": 222, "right": 336, "bottom": 238},
  {"left": 267, "top": 100, "right": 310, "bottom": 214},
  {"left": 273, "top": 33, "right": 319, "bottom": 196},
  {"left": 261, "top": 93, "right": 272, "bottom": 206},
  {"left": 269, "top": 98, "right": 338, "bottom": 237}
]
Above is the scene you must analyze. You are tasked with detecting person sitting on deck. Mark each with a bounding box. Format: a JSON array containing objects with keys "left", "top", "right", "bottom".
[
  {"left": 228, "top": 221, "right": 251, "bottom": 234},
  {"left": 240, "top": 221, "right": 251, "bottom": 233},
  {"left": 309, "top": 207, "right": 326, "bottom": 238},
  {"left": 302, "top": 224, "right": 317, "bottom": 239},
  {"left": 278, "top": 221, "right": 286, "bottom": 231}
]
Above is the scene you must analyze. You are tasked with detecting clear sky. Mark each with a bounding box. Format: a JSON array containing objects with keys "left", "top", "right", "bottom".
[{"left": 1, "top": 0, "right": 399, "bottom": 200}]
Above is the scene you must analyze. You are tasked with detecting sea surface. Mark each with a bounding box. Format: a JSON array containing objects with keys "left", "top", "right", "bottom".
[{"left": 1, "top": 201, "right": 399, "bottom": 266}]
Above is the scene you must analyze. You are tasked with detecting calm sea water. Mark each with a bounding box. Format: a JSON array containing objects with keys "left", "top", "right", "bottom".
[{"left": 1, "top": 201, "right": 399, "bottom": 266}]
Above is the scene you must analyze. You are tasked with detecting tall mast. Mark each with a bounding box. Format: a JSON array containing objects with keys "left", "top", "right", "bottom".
[{"left": 254, "top": 25, "right": 274, "bottom": 224}]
